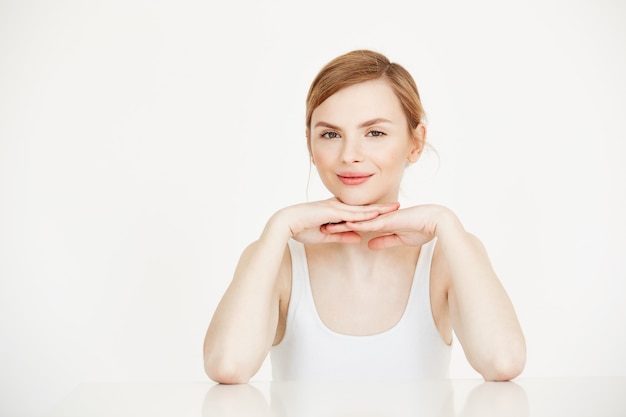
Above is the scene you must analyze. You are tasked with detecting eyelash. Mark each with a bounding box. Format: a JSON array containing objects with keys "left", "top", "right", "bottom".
[
  {"left": 320, "top": 130, "right": 386, "bottom": 139},
  {"left": 367, "top": 130, "right": 385, "bottom": 137},
  {"left": 321, "top": 131, "right": 340, "bottom": 139}
]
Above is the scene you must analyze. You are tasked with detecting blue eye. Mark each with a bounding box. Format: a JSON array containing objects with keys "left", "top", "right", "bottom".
[
  {"left": 321, "top": 131, "right": 340, "bottom": 139},
  {"left": 367, "top": 130, "right": 385, "bottom": 137}
]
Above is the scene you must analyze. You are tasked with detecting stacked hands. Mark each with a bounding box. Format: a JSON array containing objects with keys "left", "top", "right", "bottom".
[{"left": 280, "top": 198, "right": 459, "bottom": 250}]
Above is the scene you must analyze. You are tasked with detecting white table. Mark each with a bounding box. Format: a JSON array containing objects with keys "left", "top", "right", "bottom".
[{"left": 45, "top": 377, "right": 626, "bottom": 417}]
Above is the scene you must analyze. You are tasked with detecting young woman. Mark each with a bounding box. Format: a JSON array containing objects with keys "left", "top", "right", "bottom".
[{"left": 203, "top": 50, "right": 526, "bottom": 383}]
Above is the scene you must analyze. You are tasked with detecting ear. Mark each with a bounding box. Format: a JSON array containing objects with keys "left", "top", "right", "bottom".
[{"left": 407, "top": 124, "right": 426, "bottom": 163}]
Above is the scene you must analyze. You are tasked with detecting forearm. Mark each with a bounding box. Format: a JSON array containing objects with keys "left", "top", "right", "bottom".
[
  {"left": 436, "top": 211, "right": 526, "bottom": 380},
  {"left": 203, "top": 214, "right": 292, "bottom": 383}
]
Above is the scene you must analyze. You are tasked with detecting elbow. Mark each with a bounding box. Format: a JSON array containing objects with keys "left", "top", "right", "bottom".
[
  {"left": 483, "top": 358, "right": 525, "bottom": 381},
  {"left": 482, "top": 348, "right": 526, "bottom": 382},
  {"left": 204, "top": 354, "right": 252, "bottom": 384}
]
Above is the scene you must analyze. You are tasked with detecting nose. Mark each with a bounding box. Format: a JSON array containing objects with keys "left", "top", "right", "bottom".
[{"left": 340, "top": 136, "right": 364, "bottom": 163}]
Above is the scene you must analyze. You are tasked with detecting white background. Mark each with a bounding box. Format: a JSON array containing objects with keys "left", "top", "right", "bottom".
[{"left": 1, "top": 1, "right": 625, "bottom": 416}]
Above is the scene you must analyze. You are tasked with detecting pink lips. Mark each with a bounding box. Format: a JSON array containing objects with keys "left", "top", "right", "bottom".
[{"left": 337, "top": 172, "right": 374, "bottom": 185}]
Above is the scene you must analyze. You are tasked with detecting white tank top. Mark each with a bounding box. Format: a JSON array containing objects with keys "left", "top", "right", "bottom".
[{"left": 270, "top": 238, "right": 451, "bottom": 381}]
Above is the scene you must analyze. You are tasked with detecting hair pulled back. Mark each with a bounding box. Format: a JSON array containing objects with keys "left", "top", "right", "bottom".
[{"left": 305, "top": 50, "right": 426, "bottom": 152}]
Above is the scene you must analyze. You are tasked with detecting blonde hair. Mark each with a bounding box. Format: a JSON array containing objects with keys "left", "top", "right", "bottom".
[{"left": 305, "top": 50, "right": 426, "bottom": 154}]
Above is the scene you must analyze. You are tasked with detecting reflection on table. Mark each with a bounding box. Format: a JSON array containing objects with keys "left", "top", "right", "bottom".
[
  {"left": 203, "top": 379, "right": 527, "bottom": 417},
  {"left": 45, "top": 377, "right": 626, "bottom": 417}
]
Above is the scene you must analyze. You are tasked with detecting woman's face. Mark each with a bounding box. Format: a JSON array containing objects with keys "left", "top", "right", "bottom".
[{"left": 309, "top": 78, "right": 423, "bottom": 206}]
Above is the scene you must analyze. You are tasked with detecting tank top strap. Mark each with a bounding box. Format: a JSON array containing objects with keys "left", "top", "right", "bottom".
[
  {"left": 285, "top": 239, "right": 308, "bottom": 335},
  {"left": 404, "top": 237, "right": 440, "bottom": 339},
  {"left": 412, "top": 237, "right": 437, "bottom": 306}
]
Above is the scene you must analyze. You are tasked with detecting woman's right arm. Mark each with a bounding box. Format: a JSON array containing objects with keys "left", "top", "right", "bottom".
[
  {"left": 203, "top": 199, "right": 400, "bottom": 384},
  {"left": 203, "top": 212, "right": 292, "bottom": 384}
]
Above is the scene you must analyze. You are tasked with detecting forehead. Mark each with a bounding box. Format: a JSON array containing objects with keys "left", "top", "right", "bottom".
[{"left": 311, "top": 79, "right": 405, "bottom": 126}]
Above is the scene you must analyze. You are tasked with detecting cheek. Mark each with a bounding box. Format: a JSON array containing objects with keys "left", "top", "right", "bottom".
[
  {"left": 380, "top": 148, "right": 410, "bottom": 171},
  {"left": 311, "top": 148, "right": 332, "bottom": 168}
]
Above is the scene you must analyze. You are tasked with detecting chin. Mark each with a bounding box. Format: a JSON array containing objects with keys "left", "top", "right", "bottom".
[
  {"left": 335, "top": 193, "right": 388, "bottom": 206},
  {"left": 337, "top": 198, "right": 369, "bottom": 206}
]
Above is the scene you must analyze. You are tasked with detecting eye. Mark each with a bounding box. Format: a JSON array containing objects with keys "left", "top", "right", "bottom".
[
  {"left": 321, "top": 131, "right": 340, "bottom": 139},
  {"left": 367, "top": 130, "right": 385, "bottom": 137}
]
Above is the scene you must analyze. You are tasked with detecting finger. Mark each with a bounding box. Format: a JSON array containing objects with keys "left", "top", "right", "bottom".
[
  {"left": 324, "top": 231, "right": 362, "bottom": 244},
  {"left": 322, "top": 215, "right": 390, "bottom": 233},
  {"left": 343, "top": 216, "right": 393, "bottom": 233},
  {"left": 374, "top": 202, "right": 401, "bottom": 215},
  {"left": 367, "top": 234, "right": 404, "bottom": 250},
  {"left": 321, "top": 222, "right": 354, "bottom": 234},
  {"left": 325, "top": 209, "right": 383, "bottom": 226}
]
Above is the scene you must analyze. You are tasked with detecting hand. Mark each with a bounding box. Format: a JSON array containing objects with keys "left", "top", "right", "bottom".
[
  {"left": 274, "top": 198, "right": 400, "bottom": 245},
  {"left": 322, "top": 204, "right": 459, "bottom": 249}
]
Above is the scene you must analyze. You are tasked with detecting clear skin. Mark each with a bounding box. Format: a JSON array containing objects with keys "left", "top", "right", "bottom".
[{"left": 203, "top": 78, "right": 526, "bottom": 383}]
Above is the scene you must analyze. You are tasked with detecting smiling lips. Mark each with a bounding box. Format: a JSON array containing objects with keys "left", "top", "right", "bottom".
[{"left": 337, "top": 172, "right": 374, "bottom": 185}]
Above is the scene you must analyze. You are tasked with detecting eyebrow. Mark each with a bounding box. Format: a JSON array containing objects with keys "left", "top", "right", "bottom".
[{"left": 313, "top": 118, "right": 393, "bottom": 130}]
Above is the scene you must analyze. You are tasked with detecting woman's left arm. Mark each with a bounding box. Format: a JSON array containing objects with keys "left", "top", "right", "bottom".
[
  {"left": 324, "top": 204, "right": 526, "bottom": 381},
  {"left": 435, "top": 209, "right": 526, "bottom": 381}
]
